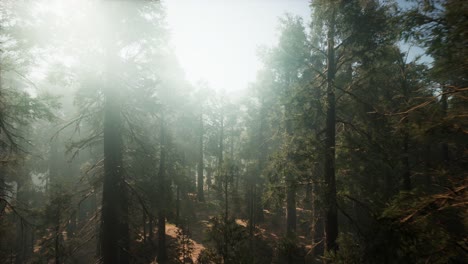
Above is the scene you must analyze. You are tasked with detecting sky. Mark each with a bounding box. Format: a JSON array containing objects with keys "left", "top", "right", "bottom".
[{"left": 163, "top": 0, "right": 311, "bottom": 93}]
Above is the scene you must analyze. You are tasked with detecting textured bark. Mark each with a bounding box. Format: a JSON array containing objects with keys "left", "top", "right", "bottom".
[
  {"left": 286, "top": 181, "right": 297, "bottom": 236},
  {"left": 402, "top": 126, "right": 411, "bottom": 191},
  {"left": 206, "top": 167, "right": 212, "bottom": 191},
  {"left": 324, "top": 9, "right": 338, "bottom": 252},
  {"left": 197, "top": 110, "right": 205, "bottom": 202},
  {"left": 400, "top": 61, "right": 412, "bottom": 191},
  {"left": 285, "top": 102, "right": 296, "bottom": 236},
  {"left": 54, "top": 208, "right": 61, "bottom": 264},
  {"left": 101, "top": 87, "right": 129, "bottom": 264},
  {"left": 217, "top": 108, "right": 224, "bottom": 195},
  {"left": 176, "top": 185, "right": 180, "bottom": 226},
  {"left": 100, "top": 3, "right": 129, "bottom": 263},
  {"left": 441, "top": 85, "right": 449, "bottom": 161},
  {"left": 157, "top": 113, "right": 168, "bottom": 263},
  {"left": 255, "top": 100, "right": 267, "bottom": 223}
]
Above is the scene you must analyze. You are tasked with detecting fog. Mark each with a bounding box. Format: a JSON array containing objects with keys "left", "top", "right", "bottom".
[{"left": 0, "top": 0, "right": 466, "bottom": 264}]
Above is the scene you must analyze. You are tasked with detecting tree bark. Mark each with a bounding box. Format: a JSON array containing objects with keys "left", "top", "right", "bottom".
[
  {"left": 197, "top": 110, "right": 205, "bottom": 202},
  {"left": 324, "top": 8, "right": 338, "bottom": 252},
  {"left": 157, "top": 112, "right": 168, "bottom": 263},
  {"left": 255, "top": 100, "right": 267, "bottom": 223},
  {"left": 441, "top": 84, "right": 449, "bottom": 161},
  {"left": 285, "top": 99, "right": 296, "bottom": 237},
  {"left": 101, "top": 86, "right": 129, "bottom": 264},
  {"left": 100, "top": 4, "right": 129, "bottom": 263},
  {"left": 217, "top": 107, "right": 224, "bottom": 196},
  {"left": 400, "top": 61, "right": 412, "bottom": 191}
]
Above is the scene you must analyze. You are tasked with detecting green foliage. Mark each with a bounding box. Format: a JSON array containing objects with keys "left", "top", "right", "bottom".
[
  {"left": 0, "top": 87, "right": 59, "bottom": 156},
  {"left": 197, "top": 248, "right": 223, "bottom": 264},
  {"left": 203, "top": 216, "right": 268, "bottom": 264},
  {"left": 323, "top": 233, "right": 363, "bottom": 264},
  {"left": 377, "top": 186, "right": 466, "bottom": 263},
  {"left": 34, "top": 187, "right": 74, "bottom": 263},
  {"left": 175, "top": 221, "right": 194, "bottom": 264},
  {"left": 277, "top": 235, "right": 306, "bottom": 264},
  {"left": 200, "top": 215, "right": 274, "bottom": 264},
  {"left": 330, "top": 185, "right": 467, "bottom": 264}
]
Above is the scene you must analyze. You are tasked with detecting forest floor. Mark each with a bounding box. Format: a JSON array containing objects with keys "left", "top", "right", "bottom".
[{"left": 163, "top": 192, "right": 316, "bottom": 263}]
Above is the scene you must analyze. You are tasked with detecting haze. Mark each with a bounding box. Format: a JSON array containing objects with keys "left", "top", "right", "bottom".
[{"left": 0, "top": 1, "right": 465, "bottom": 264}]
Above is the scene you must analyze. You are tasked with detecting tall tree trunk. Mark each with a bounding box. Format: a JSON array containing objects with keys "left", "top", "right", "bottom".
[
  {"left": 101, "top": 86, "right": 129, "bottom": 264},
  {"left": 402, "top": 124, "right": 411, "bottom": 191},
  {"left": 197, "top": 110, "right": 205, "bottom": 202},
  {"left": 324, "top": 9, "right": 338, "bottom": 252},
  {"left": 101, "top": 3, "right": 129, "bottom": 263},
  {"left": 54, "top": 205, "right": 61, "bottom": 264},
  {"left": 401, "top": 62, "right": 412, "bottom": 191},
  {"left": 248, "top": 183, "right": 255, "bottom": 238},
  {"left": 0, "top": 65, "right": 6, "bottom": 217},
  {"left": 217, "top": 108, "right": 224, "bottom": 194},
  {"left": 441, "top": 84, "right": 449, "bottom": 161},
  {"left": 157, "top": 112, "right": 168, "bottom": 263},
  {"left": 0, "top": 176, "right": 6, "bottom": 217},
  {"left": 143, "top": 210, "right": 147, "bottom": 243},
  {"left": 285, "top": 102, "right": 296, "bottom": 237},
  {"left": 206, "top": 167, "right": 212, "bottom": 192},
  {"left": 176, "top": 185, "right": 180, "bottom": 226},
  {"left": 255, "top": 99, "right": 267, "bottom": 223},
  {"left": 148, "top": 218, "right": 154, "bottom": 243},
  {"left": 223, "top": 170, "right": 229, "bottom": 262},
  {"left": 286, "top": 180, "right": 296, "bottom": 237}
]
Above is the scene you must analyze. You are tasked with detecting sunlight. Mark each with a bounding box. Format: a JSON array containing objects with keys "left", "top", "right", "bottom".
[
  {"left": 34, "top": 0, "right": 82, "bottom": 18},
  {"left": 164, "top": 0, "right": 310, "bottom": 93},
  {"left": 0, "top": 0, "right": 463, "bottom": 263}
]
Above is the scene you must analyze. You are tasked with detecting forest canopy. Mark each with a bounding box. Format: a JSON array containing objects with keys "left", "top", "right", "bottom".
[{"left": 0, "top": 0, "right": 466, "bottom": 264}]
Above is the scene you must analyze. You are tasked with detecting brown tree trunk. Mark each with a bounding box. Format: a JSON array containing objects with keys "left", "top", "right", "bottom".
[
  {"left": 286, "top": 180, "right": 296, "bottom": 236},
  {"left": 400, "top": 61, "right": 412, "bottom": 192},
  {"left": 157, "top": 112, "right": 168, "bottom": 263},
  {"left": 255, "top": 100, "right": 267, "bottom": 223},
  {"left": 324, "top": 8, "right": 338, "bottom": 252},
  {"left": 197, "top": 110, "right": 205, "bottom": 202},
  {"left": 217, "top": 107, "right": 224, "bottom": 197},
  {"left": 100, "top": 4, "right": 129, "bottom": 263},
  {"left": 285, "top": 101, "right": 296, "bottom": 237},
  {"left": 441, "top": 84, "right": 449, "bottom": 161},
  {"left": 54, "top": 207, "right": 61, "bottom": 264},
  {"left": 101, "top": 86, "right": 129, "bottom": 264},
  {"left": 206, "top": 167, "right": 212, "bottom": 192}
]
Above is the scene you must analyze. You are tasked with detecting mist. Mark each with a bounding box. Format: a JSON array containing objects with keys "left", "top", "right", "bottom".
[{"left": 0, "top": 0, "right": 466, "bottom": 264}]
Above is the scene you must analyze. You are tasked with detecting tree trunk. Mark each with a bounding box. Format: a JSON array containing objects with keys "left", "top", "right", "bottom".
[
  {"left": 101, "top": 86, "right": 129, "bottom": 264},
  {"left": 441, "top": 84, "right": 449, "bottom": 161},
  {"left": 206, "top": 167, "right": 212, "bottom": 192},
  {"left": 223, "top": 170, "right": 229, "bottom": 262},
  {"left": 100, "top": 3, "right": 129, "bottom": 263},
  {"left": 285, "top": 102, "right": 296, "bottom": 236},
  {"left": 157, "top": 112, "right": 168, "bottom": 264},
  {"left": 148, "top": 218, "right": 154, "bottom": 243},
  {"left": 217, "top": 107, "right": 224, "bottom": 197},
  {"left": 402, "top": 125, "right": 411, "bottom": 191},
  {"left": 401, "top": 62, "right": 412, "bottom": 191},
  {"left": 54, "top": 207, "right": 61, "bottom": 264},
  {"left": 197, "top": 110, "right": 205, "bottom": 202},
  {"left": 324, "top": 9, "right": 338, "bottom": 252},
  {"left": 176, "top": 185, "right": 180, "bottom": 226},
  {"left": 286, "top": 180, "right": 296, "bottom": 236},
  {"left": 143, "top": 210, "right": 147, "bottom": 243},
  {"left": 254, "top": 100, "right": 267, "bottom": 223}
]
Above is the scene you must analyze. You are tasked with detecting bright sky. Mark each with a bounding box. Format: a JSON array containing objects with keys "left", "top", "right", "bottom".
[{"left": 164, "top": 0, "right": 310, "bottom": 93}]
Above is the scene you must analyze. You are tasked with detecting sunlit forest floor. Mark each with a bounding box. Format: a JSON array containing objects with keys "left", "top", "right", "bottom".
[{"left": 141, "top": 192, "right": 317, "bottom": 263}]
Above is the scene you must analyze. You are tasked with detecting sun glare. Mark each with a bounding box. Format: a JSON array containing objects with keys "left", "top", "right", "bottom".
[
  {"left": 28, "top": 0, "right": 310, "bottom": 94},
  {"left": 165, "top": 0, "right": 310, "bottom": 93}
]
